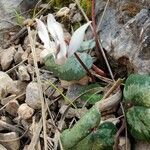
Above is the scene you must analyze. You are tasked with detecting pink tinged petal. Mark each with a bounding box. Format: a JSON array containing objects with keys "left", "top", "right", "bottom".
[
  {"left": 67, "top": 21, "right": 92, "bottom": 57},
  {"left": 36, "top": 19, "right": 50, "bottom": 50}
]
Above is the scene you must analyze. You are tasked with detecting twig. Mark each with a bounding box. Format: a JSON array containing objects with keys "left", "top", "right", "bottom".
[
  {"left": 4, "top": 27, "right": 27, "bottom": 48},
  {"left": 113, "top": 118, "right": 125, "bottom": 150},
  {"left": 75, "top": 0, "right": 114, "bottom": 80},
  {"left": 27, "top": 118, "right": 43, "bottom": 150},
  {"left": 96, "top": 0, "right": 110, "bottom": 34},
  {"left": 74, "top": 52, "right": 95, "bottom": 81},
  {"left": 120, "top": 102, "right": 128, "bottom": 150},
  {"left": 96, "top": 89, "right": 122, "bottom": 112},
  {"left": 92, "top": 64, "right": 106, "bottom": 77},
  {"left": 103, "top": 78, "right": 124, "bottom": 99},
  {"left": 0, "top": 93, "right": 25, "bottom": 111},
  {"left": 5, "top": 59, "right": 27, "bottom": 74},
  {"left": 92, "top": 72, "right": 113, "bottom": 83},
  {"left": 92, "top": 0, "right": 114, "bottom": 80},
  {"left": 91, "top": 0, "right": 105, "bottom": 64},
  {"left": 0, "top": 120, "right": 25, "bottom": 135},
  {"left": 0, "top": 128, "right": 29, "bottom": 142},
  {"left": 27, "top": 27, "right": 48, "bottom": 150}
]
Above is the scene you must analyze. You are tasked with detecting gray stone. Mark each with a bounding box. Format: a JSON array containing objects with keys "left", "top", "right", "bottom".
[
  {"left": 0, "top": 47, "right": 16, "bottom": 70},
  {"left": 0, "top": 71, "right": 18, "bottom": 99},
  {"left": 18, "top": 65, "right": 30, "bottom": 81},
  {"left": 96, "top": 0, "right": 150, "bottom": 74},
  {"left": 25, "top": 82, "right": 41, "bottom": 109},
  {"left": 0, "top": 132, "right": 20, "bottom": 150},
  {"left": 0, "top": 0, "right": 22, "bottom": 45}
]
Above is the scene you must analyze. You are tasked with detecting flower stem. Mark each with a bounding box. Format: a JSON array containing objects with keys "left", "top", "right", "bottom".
[{"left": 74, "top": 52, "right": 95, "bottom": 81}]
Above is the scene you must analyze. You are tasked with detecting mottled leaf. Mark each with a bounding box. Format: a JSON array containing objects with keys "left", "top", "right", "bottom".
[
  {"left": 127, "top": 106, "right": 150, "bottom": 141},
  {"left": 44, "top": 53, "right": 93, "bottom": 81},
  {"left": 124, "top": 74, "right": 150, "bottom": 107}
]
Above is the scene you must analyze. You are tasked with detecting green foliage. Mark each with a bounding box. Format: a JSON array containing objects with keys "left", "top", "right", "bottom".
[
  {"left": 61, "top": 106, "right": 101, "bottom": 149},
  {"left": 72, "top": 122, "right": 117, "bottom": 150},
  {"left": 127, "top": 106, "right": 150, "bottom": 141},
  {"left": 44, "top": 0, "right": 72, "bottom": 8},
  {"left": 123, "top": 74, "right": 150, "bottom": 141},
  {"left": 44, "top": 53, "right": 93, "bottom": 81},
  {"left": 79, "top": 83, "right": 103, "bottom": 104},
  {"left": 79, "top": 39, "right": 95, "bottom": 52},
  {"left": 124, "top": 74, "right": 150, "bottom": 107},
  {"left": 14, "top": 9, "right": 25, "bottom": 26},
  {"left": 80, "top": 0, "right": 92, "bottom": 18}
]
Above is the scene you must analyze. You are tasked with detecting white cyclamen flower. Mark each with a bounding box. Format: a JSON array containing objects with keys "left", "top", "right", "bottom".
[{"left": 36, "top": 14, "right": 91, "bottom": 64}]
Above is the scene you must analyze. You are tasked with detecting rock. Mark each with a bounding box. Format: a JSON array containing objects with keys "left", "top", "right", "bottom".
[
  {"left": 18, "top": 103, "right": 34, "bottom": 120},
  {"left": 0, "top": 0, "right": 22, "bottom": 46},
  {"left": 72, "top": 12, "right": 83, "bottom": 23},
  {"left": 135, "top": 141, "right": 150, "bottom": 150},
  {"left": 0, "top": 116, "right": 12, "bottom": 131},
  {"left": 14, "top": 45, "right": 24, "bottom": 64},
  {"left": 13, "top": 80, "right": 28, "bottom": 101},
  {"left": 0, "top": 71, "right": 18, "bottom": 99},
  {"left": 27, "top": 48, "right": 43, "bottom": 65},
  {"left": 25, "top": 82, "right": 41, "bottom": 109},
  {"left": 56, "top": 7, "right": 70, "bottom": 17},
  {"left": 0, "top": 47, "right": 16, "bottom": 70},
  {"left": 19, "top": 0, "right": 39, "bottom": 12},
  {"left": 1, "top": 94, "right": 16, "bottom": 106},
  {"left": 21, "top": 47, "right": 30, "bottom": 61},
  {"left": 0, "top": 144, "right": 7, "bottom": 150},
  {"left": 18, "top": 65, "right": 30, "bottom": 81},
  {"left": 5, "top": 100, "right": 19, "bottom": 117},
  {"left": 96, "top": 0, "right": 150, "bottom": 74},
  {"left": 0, "top": 132, "right": 20, "bottom": 150},
  {"left": 119, "top": 137, "right": 131, "bottom": 150},
  {"left": 66, "top": 84, "right": 83, "bottom": 100},
  {"left": 26, "top": 64, "right": 35, "bottom": 80},
  {"left": 59, "top": 105, "right": 88, "bottom": 118}
]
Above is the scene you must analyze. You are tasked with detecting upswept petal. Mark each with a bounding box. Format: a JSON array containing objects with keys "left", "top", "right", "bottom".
[
  {"left": 36, "top": 19, "right": 50, "bottom": 50},
  {"left": 40, "top": 41, "right": 57, "bottom": 58},
  {"left": 67, "top": 21, "right": 92, "bottom": 57},
  {"left": 55, "top": 41, "right": 67, "bottom": 65},
  {"left": 47, "top": 14, "right": 64, "bottom": 43}
]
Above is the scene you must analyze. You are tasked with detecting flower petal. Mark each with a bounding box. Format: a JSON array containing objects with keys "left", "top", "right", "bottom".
[
  {"left": 40, "top": 41, "right": 57, "bottom": 59},
  {"left": 55, "top": 41, "right": 68, "bottom": 65},
  {"left": 36, "top": 19, "right": 50, "bottom": 50},
  {"left": 67, "top": 21, "right": 92, "bottom": 57},
  {"left": 47, "top": 14, "right": 67, "bottom": 60},
  {"left": 47, "top": 14, "right": 65, "bottom": 43}
]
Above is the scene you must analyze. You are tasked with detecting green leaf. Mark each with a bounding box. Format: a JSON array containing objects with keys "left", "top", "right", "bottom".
[
  {"left": 44, "top": 53, "right": 93, "bottom": 81},
  {"left": 79, "top": 84, "right": 103, "bottom": 105},
  {"left": 61, "top": 106, "right": 101, "bottom": 149},
  {"left": 72, "top": 122, "right": 117, "bottom": 150},
  {"left": 126, "top": 106, "right": 150, "bottom": 141},
  {"left": 123, "top": 74, "right": 150, "bottom": 107},
  {"left": 78, "top": 39, "right": 95, "bottom": 52}
]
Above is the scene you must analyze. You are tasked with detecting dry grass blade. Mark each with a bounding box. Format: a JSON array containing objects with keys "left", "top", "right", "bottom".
[
  {"left": 96, "top": 89, "right": 122, "bottom": 112},
  {"left": 27, "top": 118, "right": 43, "bottom": 150},
  {"left": 27, "top": 27, "right": 48, "bottom": 150},
  {"left": 96, "top": 0, "right": 110, "bottom": 33},
  {"left": 0, "top": 120, "right": 25, "bottom": 135}
]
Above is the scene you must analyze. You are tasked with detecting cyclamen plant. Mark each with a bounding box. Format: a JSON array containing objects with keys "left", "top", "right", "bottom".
[{"left": 36, "top": 14, "right": 91, "bottom": 65}]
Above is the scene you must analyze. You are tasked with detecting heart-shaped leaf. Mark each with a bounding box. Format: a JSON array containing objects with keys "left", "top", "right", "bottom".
[{"left": 44, "top": 53, "right": 93, "bottom": 81}]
